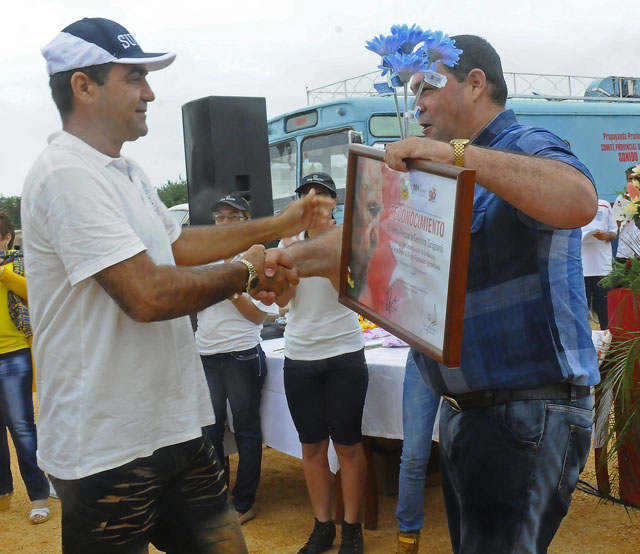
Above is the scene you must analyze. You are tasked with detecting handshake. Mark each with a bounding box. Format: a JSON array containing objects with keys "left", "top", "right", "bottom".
[
  {"left": 238, "top": 225, "right": 342, "bottom": 304},
  {"left": 237, "top": 244, "right": 300, "bottom": 305}
]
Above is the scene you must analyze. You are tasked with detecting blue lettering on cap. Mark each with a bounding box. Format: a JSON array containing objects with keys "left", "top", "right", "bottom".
[{"left": 63, "top": 17, "right": 145, "bottom": 57}]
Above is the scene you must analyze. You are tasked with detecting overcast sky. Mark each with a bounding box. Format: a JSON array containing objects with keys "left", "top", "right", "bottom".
[{"left": 1, "top": 0, "right": 638, "bottom": 197}]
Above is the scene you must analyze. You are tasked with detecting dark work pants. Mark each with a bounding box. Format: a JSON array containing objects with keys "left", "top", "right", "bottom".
[
  {"left": 584, "top": 276, "right": 609, "bottom": 329},
  {"left": 201, "top": 345, "right": 266, "bottom": 513}
]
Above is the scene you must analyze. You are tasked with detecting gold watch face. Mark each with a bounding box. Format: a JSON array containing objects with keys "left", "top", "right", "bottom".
[{"left": 247, "top": 276, "right": 260, "bottom": 293}]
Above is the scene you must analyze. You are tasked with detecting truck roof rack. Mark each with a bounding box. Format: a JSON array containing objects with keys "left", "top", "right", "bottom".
[{"left": 305, "top": 72, "right": 640, "bottom": 105}]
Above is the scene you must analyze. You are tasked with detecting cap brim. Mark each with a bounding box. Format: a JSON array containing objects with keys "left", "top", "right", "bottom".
[
  {"left": 214, "top": 199, "right": 248, "bottom": 211},
  {"left": 117, "top": 52, "right": 176, "bottom": 71},
  {"left": 42, "top": 31, "right": 176, "bottom": 75},
  {"left": 296, "top": 182, "right": 337, "bottom": 196}
]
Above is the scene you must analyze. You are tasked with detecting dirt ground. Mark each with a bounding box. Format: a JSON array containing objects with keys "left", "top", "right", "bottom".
[{"left": 3, "top": 434, "right": 639, "bottom": 554}]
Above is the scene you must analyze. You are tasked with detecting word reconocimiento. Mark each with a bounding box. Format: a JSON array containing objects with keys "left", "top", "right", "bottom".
[{"left": 389, "top": 205, "right": 445, "bottom": 237}]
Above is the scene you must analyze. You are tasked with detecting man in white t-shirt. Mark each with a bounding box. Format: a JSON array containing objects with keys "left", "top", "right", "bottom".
[
  {"left": 22, "top": 17, "right": 330, "bottom": 554},
  {"left": 581, "top": 199, "right": 617, "bottom": 330}
]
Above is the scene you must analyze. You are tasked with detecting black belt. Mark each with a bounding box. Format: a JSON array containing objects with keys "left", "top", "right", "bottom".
[{"left": 442, "top": 383, "right": 591, "bottom": 411}]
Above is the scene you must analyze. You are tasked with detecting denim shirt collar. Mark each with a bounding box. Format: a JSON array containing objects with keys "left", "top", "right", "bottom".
[{"left": 471, "top": 109, "right": 517, "bottom": 147}]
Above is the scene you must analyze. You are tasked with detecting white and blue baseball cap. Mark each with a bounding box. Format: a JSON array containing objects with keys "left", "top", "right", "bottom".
[{"left": 41, "top": 17, "right": 175, "bottom": 76}]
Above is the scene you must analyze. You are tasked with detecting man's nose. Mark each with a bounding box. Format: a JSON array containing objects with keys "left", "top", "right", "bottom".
[
  {"left": 142, "top": 79, "right": 155, "bottom": 102},
  {"left": 370, "top": 225, "right": 379, "bottom": 248}
]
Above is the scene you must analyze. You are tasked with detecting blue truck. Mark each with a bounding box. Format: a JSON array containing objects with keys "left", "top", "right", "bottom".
[{"left": 267, "top": 73, "right": 640, "bottom": 211}]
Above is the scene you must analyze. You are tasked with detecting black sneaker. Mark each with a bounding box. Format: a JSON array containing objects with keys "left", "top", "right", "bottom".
[
  {"left": 297, "top": 518, "right": 336, "bottom": 554},
  {"left": 339, "top": 521, "right": 363, "bottom": 554}
]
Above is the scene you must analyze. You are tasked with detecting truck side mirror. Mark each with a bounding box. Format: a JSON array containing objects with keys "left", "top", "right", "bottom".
[{"left": 348, "top": 130, "right": 364, "bottom": 144}]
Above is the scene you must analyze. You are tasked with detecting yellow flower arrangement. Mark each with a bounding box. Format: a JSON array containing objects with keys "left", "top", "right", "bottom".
[{"left": 358, "top": 315, "right": 378, "bottom": 332}]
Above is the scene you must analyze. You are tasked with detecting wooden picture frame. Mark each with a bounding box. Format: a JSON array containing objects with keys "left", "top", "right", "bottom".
[{"left": 339, "top": 144, "right": 475, "bottom": 368}]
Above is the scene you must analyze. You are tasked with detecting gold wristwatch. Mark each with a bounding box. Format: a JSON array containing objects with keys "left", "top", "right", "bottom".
[
  {"left": 238, "top": 258, "right": 260, "bottom": 294},
  {"left": 449, "top": 138, "right": 470, "bottom": 167}
]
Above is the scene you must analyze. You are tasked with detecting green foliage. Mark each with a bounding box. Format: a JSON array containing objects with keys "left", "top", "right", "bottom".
[
  {"left": 0, "top": 196, "right": 21, "bottom": 229},
  {"left": 597, "top": 332, "right": 640, "bottom": 501},
  {"left": 600, "top": 257, "right": 640, "bottom": 292},
  {"left": 156, "top": 177, "right": 188, "bottom": 208}
]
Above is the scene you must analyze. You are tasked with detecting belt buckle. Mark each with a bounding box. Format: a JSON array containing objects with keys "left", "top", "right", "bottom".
[{"left": 442, "top": 395, "right": 462, "bottom": 411}]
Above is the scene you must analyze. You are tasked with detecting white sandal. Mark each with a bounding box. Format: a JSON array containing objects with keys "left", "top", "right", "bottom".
[{"left": 30, "top": 507, "right": 50, "bottom": 524}]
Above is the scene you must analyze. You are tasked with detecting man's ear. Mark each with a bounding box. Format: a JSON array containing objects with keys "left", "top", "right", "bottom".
[
  {"left": 467, "top": 68, "right": 488, "bottom": 101},
  {"left": 69, "top": 71, "right": 98, "bottom": 106}
]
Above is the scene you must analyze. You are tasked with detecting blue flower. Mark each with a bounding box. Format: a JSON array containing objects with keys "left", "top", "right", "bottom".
[
  {"left": 390, "top": 23, "right": 430, "bottom": 55},
  {"left": 383, "top": 49, "right": 432, "bottom": 83},
  {"left": 365, "top": 34, "right": 404, "bottom": 58},
  {"left": 377, "top": 60, "right": 392, "bottom": 77},
  {"left": 423, "top": 31, "right": 462, "bottom": 67}
]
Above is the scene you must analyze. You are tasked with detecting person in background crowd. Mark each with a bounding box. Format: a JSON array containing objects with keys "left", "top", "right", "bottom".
[
  {"left": 613, "top": 166, "right": 640, "bottom": 262},
  {"left": 395, "top": 351, "right": 440, "bottom": 554},
  {"left": 581, "top": 198, "right": 617, "bottom": 330},
  {"left": 0, "top": 211, "right": 50, "bottom": 524},
  {"left": 196, "top": 193, "right": 279, "bottom": 525},
  {"left": 277, "top": 173, "right": 368, "bottom": 554},
  {"left": 22, "top": 17, "right": 330, "bottom": 553}
]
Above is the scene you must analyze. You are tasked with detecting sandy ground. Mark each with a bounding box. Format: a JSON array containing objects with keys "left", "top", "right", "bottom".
[{"left": 3, "top": 434, "right": 639, "bottom": 554}]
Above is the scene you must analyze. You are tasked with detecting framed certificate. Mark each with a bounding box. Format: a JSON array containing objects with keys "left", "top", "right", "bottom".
[{"left": 339, "top": 144, "right": 476, "bottom": 368}]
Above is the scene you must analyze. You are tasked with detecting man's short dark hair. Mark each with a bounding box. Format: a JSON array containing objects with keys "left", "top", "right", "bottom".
[
  {"left": 0, "top": 211, "right": 15, "bottom": 249},
  {"left": 446, "top": 35, "right": 508, "bottom": 106},
  {"left": 626, "top": 165, "right": 637, "bottom": 179},
  {"left": 49, "top": 63, "right": 113, "bottom": 121}
]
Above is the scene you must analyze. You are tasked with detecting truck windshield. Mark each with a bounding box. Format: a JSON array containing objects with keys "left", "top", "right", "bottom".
[
  {"left": 269, "top": 140, "right": 298, "bottom": 204},
  {"left": 301, "top": 130, "right": 349, "bottom": 190},
  {"left": 370, "top": 115, "right": 423, "bottom": 137}
]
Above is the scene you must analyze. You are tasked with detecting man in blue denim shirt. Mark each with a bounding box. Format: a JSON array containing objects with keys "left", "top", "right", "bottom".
[{"left": 383, "top": 35, "right": 599, "bottom": 554}]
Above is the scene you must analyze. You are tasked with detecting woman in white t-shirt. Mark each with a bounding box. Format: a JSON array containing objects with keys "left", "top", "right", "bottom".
[
  {"left": 196, "top": 193, "right": 278, "bottom": 525},
  {"left": 277, "top": 173, "right": 368, "bottom": 554}
]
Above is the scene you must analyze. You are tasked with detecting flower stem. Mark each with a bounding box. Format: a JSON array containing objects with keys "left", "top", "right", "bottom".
[
  {"left": 403, "top": 83, "right": 409, "bottom": 138},
  {"left": 392, "top": 89, "right": 404, "bottom": 139}
]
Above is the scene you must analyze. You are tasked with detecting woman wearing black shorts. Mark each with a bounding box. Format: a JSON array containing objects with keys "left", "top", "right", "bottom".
[{"left": 278, "top": 173, "right": 368, "bottom": 554}]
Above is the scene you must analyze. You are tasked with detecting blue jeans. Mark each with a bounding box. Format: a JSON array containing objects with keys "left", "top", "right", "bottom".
[
  {"left": 396, "top": 352, "right": 440, "bottom": 532},
  {"left": 51, "top": 437, "right": 247, "bottom": 554},
  {"left": 0, "top": 348, "right": 49, "bottom": 500},
  {"left": 439, "top": 394, "right": 593, "bottom": 554},
  {"left": 201, "top": 345, "right": 266, "bottom": 513}
]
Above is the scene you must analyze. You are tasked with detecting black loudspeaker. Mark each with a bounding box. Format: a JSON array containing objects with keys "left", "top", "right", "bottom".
[{"left": 182, "top": 96, "right": 273, "bottom": 226}]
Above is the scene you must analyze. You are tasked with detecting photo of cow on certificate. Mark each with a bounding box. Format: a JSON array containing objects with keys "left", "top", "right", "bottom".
[{"left": 339, "top": 144, "right": 475, "bottom": 367}]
